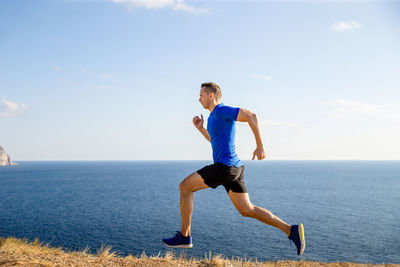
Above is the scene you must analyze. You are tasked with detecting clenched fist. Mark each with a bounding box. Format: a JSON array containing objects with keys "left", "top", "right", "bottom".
[
  {"left": 252, "top": 146, "right": 266, "bottom": 160},
  {"left": 193, "top": 114, "right": 204, "bottom": 130}
]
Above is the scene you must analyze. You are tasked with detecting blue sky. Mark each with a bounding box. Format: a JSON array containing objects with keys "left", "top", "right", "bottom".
[{"left": 1, "top": 0, "right": 399, "bottom": 160}]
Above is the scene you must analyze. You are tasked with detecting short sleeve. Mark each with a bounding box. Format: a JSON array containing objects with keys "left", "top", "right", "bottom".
[{"left": 216, "top": 105, "right": 240, "bottom": 121}]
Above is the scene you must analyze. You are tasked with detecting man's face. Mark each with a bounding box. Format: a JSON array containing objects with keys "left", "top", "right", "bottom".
[{"left": 199, "top": 87, "right": 212, "bottom": 109}]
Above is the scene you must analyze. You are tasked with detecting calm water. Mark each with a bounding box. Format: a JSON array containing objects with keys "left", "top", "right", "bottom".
[{"left": 0, "top": 161, "right": 399, "bottom": 263}]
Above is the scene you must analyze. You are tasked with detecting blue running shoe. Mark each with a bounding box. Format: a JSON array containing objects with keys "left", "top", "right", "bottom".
[
  {"left": 162, "top": 231, "right": 193, "bottom": 248},
  {"left": 288, "top": 224, "right": 306, "bottom": 255}
]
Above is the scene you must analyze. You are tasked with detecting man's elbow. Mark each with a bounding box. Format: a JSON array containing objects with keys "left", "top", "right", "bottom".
[{"left": 248, "top": 113, "right": 258, "bottom": 124}]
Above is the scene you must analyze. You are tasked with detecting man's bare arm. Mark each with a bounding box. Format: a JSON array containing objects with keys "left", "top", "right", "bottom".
[
  {"left": 198, "top": 126, "right": 211, "bottom": 143},
  {"left": 236, "top": 108, "right": 266, "bottom": 160},
  {"left": 193, "top": 114, "right": 211, "bottom": 143}
]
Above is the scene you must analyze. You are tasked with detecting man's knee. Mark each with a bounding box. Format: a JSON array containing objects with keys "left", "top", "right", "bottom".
[
  {"left": 237, "top": 205, "right": 255, "bottom": 217},
  {"left": 179, "top": 181, "right": 186, "bottom": 191},
  {"left": 179, "top": 178, "right": 191, "bottom": 193},
  {"left": 179, "top": 172, "right": 208, "bottom": 193}
]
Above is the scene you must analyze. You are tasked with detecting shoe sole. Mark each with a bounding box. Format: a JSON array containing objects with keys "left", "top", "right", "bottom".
[
  {"left": 298, "top": 223, "right": 306, "bottom": 255},
  {"left": 163, "top": 242, "right": 193, "bottom": 248}
]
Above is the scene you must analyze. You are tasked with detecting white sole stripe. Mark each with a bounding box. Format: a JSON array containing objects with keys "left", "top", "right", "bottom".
[
  {"left": 163, "top": 243, "right": 193, "bottom": 248},
  {"left": 298, "top": 224, "right": 306, "bottom": 255}
]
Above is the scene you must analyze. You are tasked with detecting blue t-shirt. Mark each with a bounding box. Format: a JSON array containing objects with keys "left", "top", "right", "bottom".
[{"left": 207, "top": 103, "right": 243, "bottom": 167}]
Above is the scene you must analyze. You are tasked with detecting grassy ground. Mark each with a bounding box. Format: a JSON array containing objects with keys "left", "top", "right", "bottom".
[{"left": 0, "top": 236, "right": 398, "bottom": 267}]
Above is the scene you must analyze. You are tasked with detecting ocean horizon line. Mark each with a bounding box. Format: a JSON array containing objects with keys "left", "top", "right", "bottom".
[{"left": 8, "top": 159, "right": 400, "bottom": 162}]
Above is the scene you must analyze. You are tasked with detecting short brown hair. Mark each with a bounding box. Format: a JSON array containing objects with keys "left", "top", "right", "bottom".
[{"left": 201, "top": 82, "right": 222, "bottom": 100}]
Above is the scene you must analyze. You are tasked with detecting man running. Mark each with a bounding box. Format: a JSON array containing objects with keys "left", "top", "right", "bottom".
[{"left": 162, "top": 82, "right": 305, "bottom": 255}]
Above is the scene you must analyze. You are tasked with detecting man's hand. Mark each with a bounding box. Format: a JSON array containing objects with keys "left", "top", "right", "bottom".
[
  {"left": 193, "top": 114, "right": 204, "bottom": 130},
  {"left": 252, "top": 146, "right": 266, "bottom": 160},
  {"left": 193, "top": 114, "right": 211, "bottom": 142}
]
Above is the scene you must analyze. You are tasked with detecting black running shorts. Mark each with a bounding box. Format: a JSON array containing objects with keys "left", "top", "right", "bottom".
[{"left": 197, "top": 162, "right": 247, "bottom": 193}]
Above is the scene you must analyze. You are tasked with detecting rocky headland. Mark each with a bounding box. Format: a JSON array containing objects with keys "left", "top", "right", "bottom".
[{"left": 0, "top": 145, "right": 17, "bottom": 166}]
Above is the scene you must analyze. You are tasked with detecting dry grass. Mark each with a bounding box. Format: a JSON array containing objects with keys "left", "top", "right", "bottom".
[{"left": 0, "top": 236, "right": 398, "bottom": 267}]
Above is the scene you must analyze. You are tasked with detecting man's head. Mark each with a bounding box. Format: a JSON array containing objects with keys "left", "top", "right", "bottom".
[{"left": 199, "top": 82, "right": 222, "bottom": 109}]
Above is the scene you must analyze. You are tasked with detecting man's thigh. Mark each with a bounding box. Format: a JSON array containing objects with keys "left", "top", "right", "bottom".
[{"left": 180, "top": 171, "right": 209, "bottom": 192}]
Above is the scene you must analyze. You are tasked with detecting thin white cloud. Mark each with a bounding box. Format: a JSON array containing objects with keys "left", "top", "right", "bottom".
[
  {"left": 112, "top": 0, "right": 174, "bottom": 9},
  {"left": 82, "top": 69, "right": 113, "bottom": 79},
  {"left": 252, "top": 73, "right": 272, "bottom": 81},
  {"left": 330, "top": 20, "right": 362, "bottom": 32},
  {"left": 329, "top": 98, "right": 400, "bottom": 122},
  {"left": 53, "top": 66, "right": 61, "bottom": 71},
  {"left": 111, "top": 0, "right": 210, "bottom": 14},
  {"left": 0, "top": 98, "right": 29, "bottom": 118},
  {"left": 173, "top": 0, "right": 209, "bottom": 14},
  {"left": 99, "top": 85, "right": 109, "bottom": 89}
]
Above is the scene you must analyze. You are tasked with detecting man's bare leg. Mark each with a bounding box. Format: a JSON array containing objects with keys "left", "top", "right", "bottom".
[
  {"left": 228, "top": 190, "right": 291, "bottom": 236},
  {"left": 179, "top": 172, "right": 209, "bottom": 237}
]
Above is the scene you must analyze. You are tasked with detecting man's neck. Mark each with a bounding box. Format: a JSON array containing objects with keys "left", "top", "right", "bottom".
[{"left": 208, "top": 102, "right": 221, "bottom": 113}]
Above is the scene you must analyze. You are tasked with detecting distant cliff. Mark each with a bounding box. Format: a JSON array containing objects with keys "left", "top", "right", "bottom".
[{"left": 0, "top": 145, "right": 17, "bottom": 166}]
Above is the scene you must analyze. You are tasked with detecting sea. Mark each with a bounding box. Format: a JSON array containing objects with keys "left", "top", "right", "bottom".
[{"left": 0, "top": 161, "right": 399, "bottom": 264}]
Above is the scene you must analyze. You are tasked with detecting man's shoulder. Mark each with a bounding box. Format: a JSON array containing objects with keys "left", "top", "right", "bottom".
[
  {"left": 214, "top": 103, "right": 240, "bottom": 120},
  {"left": 215, "top": 103, "right": 239, "bottom": 112}
]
